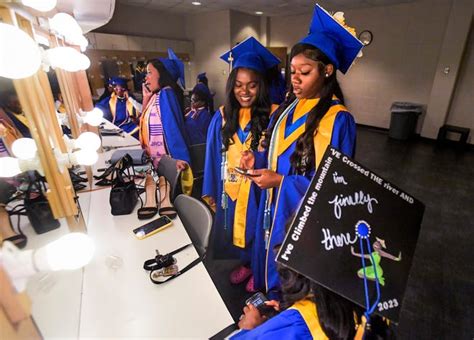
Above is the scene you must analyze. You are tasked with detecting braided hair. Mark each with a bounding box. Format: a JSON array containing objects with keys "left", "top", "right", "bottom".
[
  {"left": 262, "top": 43, "right": 344, "bottom": 174},
  {"left": 221, "top": 67, "right": 270, "bottom": 152}
]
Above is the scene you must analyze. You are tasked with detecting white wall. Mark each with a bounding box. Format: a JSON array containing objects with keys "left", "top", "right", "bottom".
[
  {"left": 268, "top": 0, "right": 473, "bottom": 138},
  {"left": 230, "top": 10, "right": 261, "bottom": 46},
  {"left": 185, "top": 10, "right": 231, "bottom": 107},
  {"left": 95, "top": 3, "right": 187, "bottom": 41},
  {"left": 447, "top": 23, "right": 474, "bottom": 143}
]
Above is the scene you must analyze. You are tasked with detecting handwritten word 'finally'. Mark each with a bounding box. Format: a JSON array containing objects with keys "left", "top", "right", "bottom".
[
  {"left": 328, "top": 191, "right": 379, "bottom": 219},
  {"left": 321, "top": 228, "right": 357, "bottom": 251}
]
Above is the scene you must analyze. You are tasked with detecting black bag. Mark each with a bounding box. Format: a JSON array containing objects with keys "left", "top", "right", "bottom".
[
  {"left": 24, "top": 174, "right": 60, "bottom": 234},
  {"left": 110, "top": 149, "right": 148, "bottom": 166},
  {"left": 109, "top": 154, "right": 139, "bottom": 215}
]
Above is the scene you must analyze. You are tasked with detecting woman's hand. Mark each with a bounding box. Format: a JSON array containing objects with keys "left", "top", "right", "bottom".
[
  {"left": 240, "top": 151, "right": 255, "bottom": 170},
  {"left": 238, "top": 304, "right": 266, "bottom": 330},
  {"left": 175, "top": 160, "right": 188, "bottom": 171},
  {"left": 264, "top": 300, "right": 280, "bottom": 312},
  {"left": 247, "top": 169, "right": 283, "bottom": 189},
  {"left": 142, "top": 83, "right": 152, "bottom": 107}
]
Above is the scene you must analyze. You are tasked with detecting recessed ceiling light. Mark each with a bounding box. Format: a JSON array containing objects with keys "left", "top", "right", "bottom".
[
  {"left": 192, "top": 1, "right": 201, "bottom": 5},
  {"left": 255, "top": 11, "right": 263, "bottom": 15}
]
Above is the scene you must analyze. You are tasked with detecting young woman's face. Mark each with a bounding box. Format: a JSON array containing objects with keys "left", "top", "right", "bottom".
[
  {"left": 233, "top": 68, "right": 259, "bottom": 108},
  {"left": 145, "top": 63, "right": 160, "bottom": 92},
  {"left": 290, "top": 53, "right": 325, "bottom": 99}
]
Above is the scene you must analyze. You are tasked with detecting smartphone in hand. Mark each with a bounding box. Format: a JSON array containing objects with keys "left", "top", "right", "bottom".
[{"left": 234, "top": 167, "right": 261, "bottom": 177}]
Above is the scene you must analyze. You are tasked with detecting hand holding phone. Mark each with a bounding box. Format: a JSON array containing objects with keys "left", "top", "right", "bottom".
[
  {"left": 234, "top": 167, "right": 261, "bottom": 177},
  {"left": 245, "top": 292, "right": 278, "bottom": 318},
  {"left": 133, "top": 216, "right": 173, "bottom": 239}
]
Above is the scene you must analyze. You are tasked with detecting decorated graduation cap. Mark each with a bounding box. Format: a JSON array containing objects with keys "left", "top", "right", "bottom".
[
  {"left": 159, "top": 48, "right": 185, "bottom": 88},
  {"left": 110, "top": 77, "right": 128, "bottom": 87},
  {"left": 220, "top": 36, "right": 280, "bottom": 73},
  {"left": 299, "top": 4, "right": 364, "bottom": 74},
  {"left": 277, "top": 146, "right": 425, "bottom": 324}
]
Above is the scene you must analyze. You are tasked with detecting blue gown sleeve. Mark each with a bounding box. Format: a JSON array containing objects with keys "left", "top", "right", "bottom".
[
  {"left": 95, "top": 96, "right": 112, "bottom": 122},
  {"left": 230, "top": 310, "right": 312, "bottom": 340},
  {"left": 202, "top": 110, "right": 223, "bottom": 203},
  {"left": 330, "top": 110, "right": 356, "bottom": 158},
  {"left": 159, "top": 88, "right": 191, "bottom": 165}
]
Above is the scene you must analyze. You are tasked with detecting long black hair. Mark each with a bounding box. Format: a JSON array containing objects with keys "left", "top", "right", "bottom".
[
  {"left": 147, "top": 58, "right": 185, "bottom": 112},
  {"left": 263, "top": 43, "right": 345, "bottom": 174},
  {"left": 221, "top": 67, "right": 270, "bottom": 152},
  {"left": 278, "top": 264, "right": 394, "bottom": 340}
]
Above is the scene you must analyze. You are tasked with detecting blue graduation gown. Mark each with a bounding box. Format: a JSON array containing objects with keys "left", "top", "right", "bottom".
[
  {"left": 96, "top": 95, "right": 139, "bottom": 138},
  {"left": 253, "top": 98, "right": 356, "bottom": 294},
  {"left": 4, "top": 110, "right": 31, "bottom": 138},
  {"left": 184, "top": 107, "right": 211, "bottom": 145},
  {"left": 269, "top": 74, "right": 286, "bottom": 105},
  {"left": 202, "top": 109, "right": 260, "bottom": 260}
]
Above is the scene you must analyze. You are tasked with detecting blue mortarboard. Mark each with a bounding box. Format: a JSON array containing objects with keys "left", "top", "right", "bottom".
[
  {"left": 192, "top": 83, "right": 212, "bottom": 101},
  {"left": 159, "top": 48, "right": 185, "bottom": 88},
  {"left": 220, "top": 36, "right": 280, "bottom": 73},
  {"left": 110, "top": 77, "right": 128, "bottom": 87},
  {"left": 197, "top": 72, "right": 207, "bottom": 81},
  {"left": 299, "top": 4, "right": 364, "bottom": 74}
]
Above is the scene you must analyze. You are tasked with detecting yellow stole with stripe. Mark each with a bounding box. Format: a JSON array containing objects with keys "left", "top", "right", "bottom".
[
  {"left": 109, "top": 93, "right": 135, "bottom": 125},
  {"left": 139, "top": 93, "right": 156, "bottom": 154},
  {"left": 289, "top": 300, "right": 328, "bottom": 339}
]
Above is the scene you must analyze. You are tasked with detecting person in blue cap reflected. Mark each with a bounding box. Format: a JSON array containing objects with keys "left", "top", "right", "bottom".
[
  {"left": 239, "top": 4, "right": 364, "bottom": 298},
  {"left": 202, "top": 37, "right": 280, "bottom": 293},
  {"left": 140, "top": 49, "right": 192, "bottom": 190},
  {"left": 95, "top": 77, "right": 141, "bottom": 138},
  {"left": 184, "top": 83, "right": 212, "bottom": 145},
  {"left": 195, "top": 72, "right": 214, "bottom": 113}
]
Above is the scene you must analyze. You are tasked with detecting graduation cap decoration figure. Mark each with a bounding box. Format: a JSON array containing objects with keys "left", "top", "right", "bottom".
[
  {"left": 299, "top": 4, "right": 364, "bottom": 74},
  {"left": 220, "top": 36, "right": 280, "bottom": 73},
  {"left": 159, "top": 48, "right": 185, "bottom": 89},
  {"left": 277, "top": 146, "right": 425, "bottom": 325}
]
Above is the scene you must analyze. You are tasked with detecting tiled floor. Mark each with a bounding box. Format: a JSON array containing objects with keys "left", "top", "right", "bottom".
[{"left": 205, "top": 126, "right": 474, "bottom": 339}]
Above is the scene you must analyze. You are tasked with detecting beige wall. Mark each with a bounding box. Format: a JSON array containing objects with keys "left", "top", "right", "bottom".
[
  {"left": 230, "top": 10, "right": 261, "bottom": 46},
  {"left": 185, "top": 10, "right": 231, "bottom": 107},
  {"left": 447, "top": 22, "right": 474, "bottom": 143},
  {"left": 95, "top": 3, "right": 187, "bottom": 41},
  {"left": 269, "top": 0, "right": 454, "bottom": 134}
]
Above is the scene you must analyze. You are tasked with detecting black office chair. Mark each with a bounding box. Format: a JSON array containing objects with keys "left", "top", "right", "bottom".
[
  {"left": 174, "top": 194, "right": 213, "bottom": 258},
  {"left": 156, "top": 155, "right": 182, "bottom": 203},
  {"left": 189, "top": 143, "right": 206, "bottom": 199}
]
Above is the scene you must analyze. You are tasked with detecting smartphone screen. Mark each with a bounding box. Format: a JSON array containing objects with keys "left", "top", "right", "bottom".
[
  {"left": 133, "top": 216, "right": 172, "bottom": 239},
  {"left": 245, "top": 292, "right": 268, "bottom": 309},
  {"left": 234, "top": 167, "right": 261, "bottom": 178}
]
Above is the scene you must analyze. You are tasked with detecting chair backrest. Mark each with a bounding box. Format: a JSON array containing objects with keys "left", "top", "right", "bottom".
[
  {"left": 156, "top": 155, "right": 181, "bottom": 202},
  {"left": 189, "top": 143, "right": 206, "bottom": 176},
  {"left": 174, "top": 194, "right": 212, "bottom": 258}
]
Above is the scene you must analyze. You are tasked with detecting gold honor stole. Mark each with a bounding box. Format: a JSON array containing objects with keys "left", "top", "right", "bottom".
[
  {"left": 224, "top": 105, "right": 278, "bottom": 248},
  {"left": 139, "top": 93, "right": 156, "bottom": 154},
  {"left": 289, "top": 299, "right": 328, "bottom": 339},
  {"left": 108, "top": 93, "right": 135, "bottom": 125}
]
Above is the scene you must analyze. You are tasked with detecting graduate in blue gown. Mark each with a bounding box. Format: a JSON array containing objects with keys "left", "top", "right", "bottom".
[
  {"left": 196, "top": 72, "right": 214, "bottom": 113},
  {"left": 140, "top": 49, "right": 193, "bottom": 194},
  {"left": 95, "top": 77, "right": 141, "bottom": 138},
  {"left": 202, "top": 37, "right": 280, "bottom": 292},
  {"left": 0, "top": 90, "right": 31, "bottom": 138},
  {"left": 184, "top": 83, "right": 212, "bottom": 145},
  {"left": 240, "top": 5, "right": 364, "bottom": 296},
  {"left": 266, "top": 66, "right": 287, "bottom": 105}
]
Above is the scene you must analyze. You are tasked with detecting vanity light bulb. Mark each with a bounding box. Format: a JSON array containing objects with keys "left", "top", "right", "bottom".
[
  {"left": 11, "top": 138, "right": 38, "bottom": 160},
  {"left": 22, "top": 0, "right": 57, "bottom": 12},
  {"left": 0, "top": 23, "right": 41, "bottom": 79},
  {"left": 40, "top": 233, "right": 95, "bottom": 271},
  {"left": 83, "top": 108, "right": 103, "bottom": 126},
  {"left": 73, "top": 150, "right": 99, "bottom": 166},
  {"left": 0, "top": 157, "right": 21, "bottom": 177},
  {"left": 47, "top": 47, "right": 90, "bottom": 72},
  {"left": 75, "top": 132, "right": 101, "bottom": 151},
  {"left": 49, "top": 13, "right": 82, "bottom": 40}
]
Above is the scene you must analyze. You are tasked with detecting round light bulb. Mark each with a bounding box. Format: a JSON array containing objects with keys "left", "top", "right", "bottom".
[
  {"left": 77, "top": 53, "right": 91, "bottom": 70},
  {"left": 42, "top": 233, "right": 95, "bottom": 271},
  {"left": 49, "top": 13, "right": 82, "bottom": 40},
  {"left": 75, "top": 132, "right": 101, "bottom": 151},
  {"left": 73, "top": 150, "right": 98, "bottom": 166},
  {"left": 0, "top": 157, "right": 21, "bottom": 177},
  {"left": 0, "top": 23, "right": 41, "bottom": 79},
  {"left": 83, "top": 108, "right": 103, "bottom": 126},
  {"left": 47, "top": 47, "right": 89, "bottom": 72},
  {"left": 22, "top": 0, "right": 57, "bottom": 12},
  {"left": 11, "top": 138, "right": 38, "bottom": 160}
]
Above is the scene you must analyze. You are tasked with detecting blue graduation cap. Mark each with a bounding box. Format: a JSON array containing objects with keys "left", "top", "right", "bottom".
[
  {"left": 192, "top": 83, "right": 212, "bottom": 101},
  {"left": 197, "top": 72, "right": 207, "bottom": 82},
  {"left": 110, "top": 77, "right": 128, "bottom": 87},
  {"left": 299, "top": 4, "right": 364, "bottom": 74},
  {"left": 159, "top": 48, "right": 185, "bottom": 88},
  {"left": 220, "top": 36, "right": 280, "bottom": 73}
]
